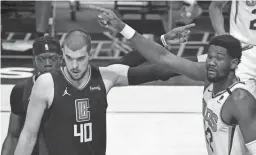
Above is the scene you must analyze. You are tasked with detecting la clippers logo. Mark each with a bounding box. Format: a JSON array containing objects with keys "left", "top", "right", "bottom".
[{"left": 75, "top": 98, "right": 90, "bottom": 122}]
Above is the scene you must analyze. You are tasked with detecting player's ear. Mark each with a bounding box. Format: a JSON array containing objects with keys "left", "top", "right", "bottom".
[
  {"left": 230, "top": 58, "right": 240, "bottom": 70},
  {"left": 88, "top": 49, "right": 94, "bottom": 60},
  {"left": 59, "top": 55, "right": 64, "bottom": 65}
]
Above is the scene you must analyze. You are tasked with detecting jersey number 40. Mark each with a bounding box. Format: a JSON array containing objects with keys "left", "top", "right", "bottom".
[{"left": 74, "top": 123, "right": 92, "bottom": 143}]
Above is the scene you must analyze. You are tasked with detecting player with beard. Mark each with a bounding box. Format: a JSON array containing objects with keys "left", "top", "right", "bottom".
[
  {"left": 13, "top": 27, "right": 200, "bottom": 155},
  {"left": 93, "top": 6, "right": 256, "bottom": 155},
  {"left": 1, "top": 36, "right": 62, "bottom": 155},
  {"left": 2, "top": 32, "right": 185, "bottom": 155}
]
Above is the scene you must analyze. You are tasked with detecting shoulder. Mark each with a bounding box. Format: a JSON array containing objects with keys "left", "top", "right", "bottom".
[
  {"left": 227, "top": 88, "right": 256, "bottom": 115},
  {"left": 230, "top": 88, "right": 254, "bottom": 102},
  {"left": 10, "top": 80, "right": 27, "bottom": 115},
  {"left": 33, "top": 73, "right": 54, "bottom": 91},
  {"left": 11, "top": 80, "right": 26, "bottom": 93}
]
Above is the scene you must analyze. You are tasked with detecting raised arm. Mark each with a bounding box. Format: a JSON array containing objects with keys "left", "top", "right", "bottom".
[
  {"left": 88, "top": 5, "right": 206, "bottom": 81},
  {"left": 14, "top": 73, "right": 54, "bottom": 155},
  {"left": 209, "top": 1, "right": 229, "bottom": 35},
  {"left": 107, "top": 32, "right": 183, "bottom": 67},
  {"left": 123, "top": 31, "right": 206, "bottom": 81}
]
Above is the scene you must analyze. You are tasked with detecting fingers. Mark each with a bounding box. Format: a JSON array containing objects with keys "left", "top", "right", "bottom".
[
  {"left": 242, "top": 44, "right": 253, "bottom": 51},
  {"left": 181, "top": 23, "right": 196, "bottom": 30},
  {"left": 97, "top": 12, "right": 112, "bottom": 27},
  {"left": 179, "top": 30, "right": 190, "bottom": 43}
]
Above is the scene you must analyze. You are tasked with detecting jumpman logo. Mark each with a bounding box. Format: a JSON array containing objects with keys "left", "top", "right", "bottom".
[{"left": 62, "top": 87, "right": 71, "bottom": 96}]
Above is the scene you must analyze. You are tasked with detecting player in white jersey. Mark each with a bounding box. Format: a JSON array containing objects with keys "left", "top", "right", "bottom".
[
  {"left": 203, "top": 79, "right": 254, "bottom": 155},
  {"left": 89, "top": 5, "right": 256, "bottom": 155},
  {"left": 209, "top": 1, "right": 256, "bottom": 82}
]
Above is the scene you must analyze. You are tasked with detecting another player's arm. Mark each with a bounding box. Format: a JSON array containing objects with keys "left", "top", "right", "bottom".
[
  {"left": 107, "top": 35, "right": 169, "bottom": 67},
  {"left": 228, "top": 88, "right": 256, "bottom": 154},
  {"left": 1, "top": 83, "right": 25, "bottom": 155},
  {"left": 209, "top": 1, "right": 229, "bottom": 35},
  {"left": 126, "top": 31, "right": 206, "bottom": 81},
  {"left": 100, "top": 55, "right": 203, "bottom": 92},
  {"left": 107, "top": 51, "right": 146, "bottom": 67},
  {"left": 14, "top": 73, "right": 54, "bottom": 155}
]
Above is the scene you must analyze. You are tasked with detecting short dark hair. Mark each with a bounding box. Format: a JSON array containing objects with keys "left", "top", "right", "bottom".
[
  {"left": 33, "top": 36, "right": 61, "bottom": 56},
  {"left": 62, "top": 29, "right": 91, "bottom": 52},
  {"left": 209, "top": 34, "right": 242, "bottom": 61}
]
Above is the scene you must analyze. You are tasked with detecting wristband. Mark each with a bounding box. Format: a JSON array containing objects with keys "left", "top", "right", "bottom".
[
  {"left": 120, "top": 24, "right": 136, "bottom": 40},
  {"left": 160, "top": 35, "right": 168, "bottom": 48}
]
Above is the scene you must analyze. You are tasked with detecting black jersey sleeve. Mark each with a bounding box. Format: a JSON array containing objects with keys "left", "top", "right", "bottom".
[{"left": 10, "top": 82, "right": 25, "bottom": 116}]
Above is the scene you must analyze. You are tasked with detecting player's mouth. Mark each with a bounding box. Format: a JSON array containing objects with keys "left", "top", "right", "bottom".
[
  {"left": 207, "top": 68, "right": 217, "bottom": 74},
  {"left": 44, "top": 65, "right": 53, "bottom": 70},
  {"left": 72, "top": 70, "right": 80, "bottom": 75}
]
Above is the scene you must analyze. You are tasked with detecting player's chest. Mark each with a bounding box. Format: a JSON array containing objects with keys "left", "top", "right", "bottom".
[
  {"left": 53, "top": 85, "right": 107, "bottom": 117},
  {"left": 202, "top": 93, "right": 229, "bottom": 132}
]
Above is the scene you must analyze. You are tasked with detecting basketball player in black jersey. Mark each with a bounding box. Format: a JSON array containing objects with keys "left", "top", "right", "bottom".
[
  {"left": 2, "top": 34, "right": 167, "bottom": 155},
  {"left": 13, "top": 25, "right": 204, "bottom": 154},
  {"left": 95, "top": 6, "right": 256, "bottom": 154},
  {"left": 1, "top": 36, "right": 62, "bottom": 155}
]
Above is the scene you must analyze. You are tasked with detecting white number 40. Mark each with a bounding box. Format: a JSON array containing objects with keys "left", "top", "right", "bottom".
[{"left": 74, "top": 123, "right": 92, "bottom": 143}]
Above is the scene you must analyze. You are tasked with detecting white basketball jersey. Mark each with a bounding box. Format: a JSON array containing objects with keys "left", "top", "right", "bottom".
[
  {"left": 230, "top": 0, "right": 256, "bottom": 45},
  {"left": 203, "top": 82, "right": 249, "bottom": 155}
]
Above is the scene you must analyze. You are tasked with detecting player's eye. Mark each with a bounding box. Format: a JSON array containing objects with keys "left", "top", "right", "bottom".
[
  {"left": 51, "top": 56, "right": 57, "bottom": 61},
  {"left": 38, "top": 57, "right": 44, "bottom": 62},
  {"left": 77, "top": 56, "right": 85, "bottom": 61},
  {"left": 66, "top": 56, "right": 72, "bottom": 60},
  {"left": 207, "top": 55, "right": 213, "bottom": 60},
  {"left": 216, "top": 57, "right": 223, "bottom": 61}
]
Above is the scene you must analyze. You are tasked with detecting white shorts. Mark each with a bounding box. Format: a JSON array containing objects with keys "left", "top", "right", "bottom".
[{"left": 236, "top": 45, "right": 256, "bottom": 81}]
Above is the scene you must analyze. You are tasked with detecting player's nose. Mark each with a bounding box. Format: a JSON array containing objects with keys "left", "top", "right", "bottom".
[
  {"left": 72, "top": 60, "right": 78, "bottom": 69},
  {"left": 207, "top": 58, "right": 216, "bottom": 66}
]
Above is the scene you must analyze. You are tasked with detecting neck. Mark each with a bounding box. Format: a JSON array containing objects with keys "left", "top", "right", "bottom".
[
  {"left": 34, "top": 72, "right": 41, "bottom": 81},
  {"left": 212, "top": 72, "right": 238, "bottom": 96},
  {"left": 63, "top": 66, "right": 91, "bottom": 88}
]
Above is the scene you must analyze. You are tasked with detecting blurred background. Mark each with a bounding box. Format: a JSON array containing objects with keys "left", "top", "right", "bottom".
[
  {"left": 1, "top": 1, "right": 231, "bottom": 154},
  {"left": 1, "top": 0, "right": 231, "bottom": 85}
]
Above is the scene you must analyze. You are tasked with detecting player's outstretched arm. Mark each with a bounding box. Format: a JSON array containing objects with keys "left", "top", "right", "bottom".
[
  {"left": 87, "top": 5, "right": 206, "bottom": 81},
  {"left": 107, "top": 34, "right": 175, "bottom": 67},
  {"left": 100, "top": 55, "right": 200, "bottom": 90},
  {"left": 107, "top": 51, "right": 146, "bottom": 67},
  {"left": 209, "top": 1, "right": 228, "bottom": 35},
  {"left": 14, "top": 73, "right": 53, "bottom": 155},
  {"left": 1, "top": 83, "right": 25, "bottom": 155},
  {"left": 119, "top": 27, "right": 207, "bottom": 81},
  {"left": 228, "top": 87, "right": 256, "bottom": 154}
]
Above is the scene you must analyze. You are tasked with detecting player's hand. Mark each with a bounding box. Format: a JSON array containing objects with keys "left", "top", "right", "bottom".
[
  {"left": 164, "top": 23, "right": 195, "bottom": 44},
  {"left": 85, "top": 5, "right": 126, "bottom": 32},
  {"left": 242, "top": 44, "right": 253, "bottom": 51}
]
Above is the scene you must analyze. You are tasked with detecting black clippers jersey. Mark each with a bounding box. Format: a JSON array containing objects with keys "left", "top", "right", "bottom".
[{"left": 43, "top": 66, "right": 108, "bottom": 155}]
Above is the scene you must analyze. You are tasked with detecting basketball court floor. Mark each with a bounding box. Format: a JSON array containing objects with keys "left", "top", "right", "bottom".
[{"left": 1, "top": 85, "right": 207, "bottom": 155}]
